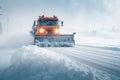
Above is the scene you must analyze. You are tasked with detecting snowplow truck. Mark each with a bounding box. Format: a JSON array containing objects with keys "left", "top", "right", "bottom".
[{"left": 31, "top": 15, "right": 75, "bottom": 47}]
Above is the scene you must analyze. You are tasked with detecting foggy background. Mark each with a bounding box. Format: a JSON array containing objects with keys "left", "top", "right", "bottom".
[{"left": 0, "top": 0, "right": 120, "bottom": 34}]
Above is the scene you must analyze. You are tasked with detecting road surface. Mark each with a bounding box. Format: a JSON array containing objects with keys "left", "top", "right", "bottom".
[{"left": 48, "top": 45, "right": 120, "bottom": 79}]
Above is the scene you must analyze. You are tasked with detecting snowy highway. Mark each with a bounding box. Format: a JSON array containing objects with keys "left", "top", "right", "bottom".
[
  {"left": 0, "top": 33, "right": 120, "bottom": 80},
  {"left": 1, "top": 0, "right": 120, "bottom": 79}
]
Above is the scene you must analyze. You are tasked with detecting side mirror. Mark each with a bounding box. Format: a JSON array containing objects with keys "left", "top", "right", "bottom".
[
  {"left": 33, "top": 21, "right": 36, "bottom": 26},
  {"left": 61, "top": 21, "right": 63, "bottom": 26}
]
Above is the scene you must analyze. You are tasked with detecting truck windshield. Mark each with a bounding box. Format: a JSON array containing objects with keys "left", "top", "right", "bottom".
[{"left": 39, "top": 20, "right": 59, "bottom": 26}]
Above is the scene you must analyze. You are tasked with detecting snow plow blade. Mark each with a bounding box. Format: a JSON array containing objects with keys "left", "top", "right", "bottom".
[{"left": 34, "top": 33, "right": 75, "bottom": 47}]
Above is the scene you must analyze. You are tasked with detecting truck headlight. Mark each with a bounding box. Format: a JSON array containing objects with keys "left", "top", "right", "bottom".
[
  {"left": 39, "top": 28, "right": 45, "bottom": 33},
  {"left": 54, "top": 29, "right": 60, "bottom": 34}
]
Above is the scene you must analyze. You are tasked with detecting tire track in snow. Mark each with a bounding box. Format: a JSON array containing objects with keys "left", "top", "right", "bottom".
[
  {"left": 48, "top": 45, "right": 120, "bottom": 78},
  {"left": 75, "top": 45, "right": 120, "bottom": 59},
  {"left": 73, "top": 46, "right": 120, "bottom": 69}
]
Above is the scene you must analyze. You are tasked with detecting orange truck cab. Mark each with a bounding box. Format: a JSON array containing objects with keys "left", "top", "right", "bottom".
[{"left": 33, "top": 15, "right": 63, "bottom": 36}]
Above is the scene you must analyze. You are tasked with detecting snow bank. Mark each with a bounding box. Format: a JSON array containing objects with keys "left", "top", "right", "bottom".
[
  {"left": 0, "top": 32, "right": 33, "bottom": 68},
  {"left": 0, "top": 45, "right": 115, "bottom": 80}
]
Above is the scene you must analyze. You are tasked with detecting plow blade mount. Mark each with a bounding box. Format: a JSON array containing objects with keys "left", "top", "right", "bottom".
[{"left": 34, "top": 34, "right": 75, "bottom": 47}]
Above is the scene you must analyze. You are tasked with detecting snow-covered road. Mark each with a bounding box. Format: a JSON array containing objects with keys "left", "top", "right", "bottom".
[
  {"left": 0, "top": 33, "right": 120, "bottom": 80},
  {"left": 0, "top": 45, "right": 120, "bottom": 80},
  {"left": 48, "top": 45, "right": 120, "bottom": 79}
]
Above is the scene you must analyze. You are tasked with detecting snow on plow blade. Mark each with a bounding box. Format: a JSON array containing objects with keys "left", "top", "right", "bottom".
[{"left": 34, "top": 34, "right": 75, "bottom": 47}]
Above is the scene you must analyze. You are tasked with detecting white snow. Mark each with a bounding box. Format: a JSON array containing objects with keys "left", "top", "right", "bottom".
[
  {"left": 0, "top": 30, "right": 120, "bottom": 80},
  {"left": 0, "top": 0, "right": 120, "bottom": 79},
  {"left": 0, "top": 45, "right": 114, "bottom": 80}
]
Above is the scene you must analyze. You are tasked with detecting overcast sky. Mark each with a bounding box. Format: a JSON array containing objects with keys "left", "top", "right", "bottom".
[
  {"left": 0, "top": 0, "right": 120, "bottom": 33},
  {"left": 0, "top": 0, "right": 108, "bottom": 15}
]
